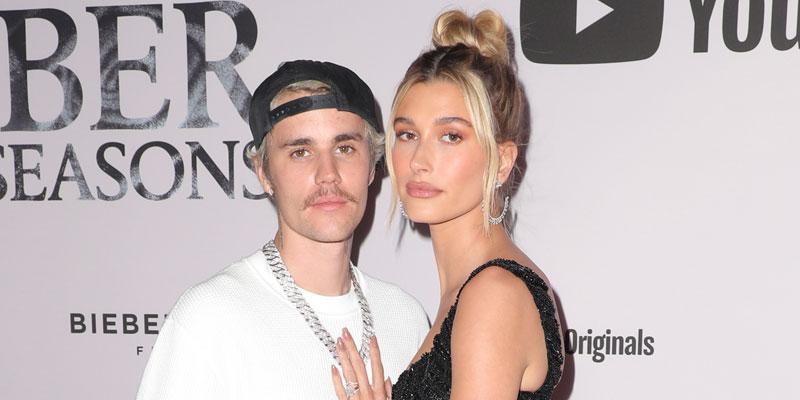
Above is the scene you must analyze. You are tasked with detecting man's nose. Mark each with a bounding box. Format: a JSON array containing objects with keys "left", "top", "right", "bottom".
[{"left": 315, "top": 152, "right": 342, "bottom": 185}]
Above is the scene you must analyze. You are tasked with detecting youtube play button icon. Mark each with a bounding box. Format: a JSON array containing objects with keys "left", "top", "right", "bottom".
[
  {"left": 576, "top": 0, "right": 614, "bottom": 35},
  {"left": 521, "top": 0, "right": 664, "bottom": 64}
]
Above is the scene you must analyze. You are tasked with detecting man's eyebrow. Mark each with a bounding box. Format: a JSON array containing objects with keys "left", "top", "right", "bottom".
[
  {"left": 435, "top": 116, "right": 472, "bottom": 127},
  {"left": 280, "top": 137, "right": 313, "bottom": 148},
  {"left": 334, "top": 132, "right": 363, "bottom": 143}
]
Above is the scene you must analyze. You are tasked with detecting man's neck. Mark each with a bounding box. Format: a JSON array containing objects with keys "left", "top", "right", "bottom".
[{"left": 273, "top": 229, "right": 353, "bottom": 296}]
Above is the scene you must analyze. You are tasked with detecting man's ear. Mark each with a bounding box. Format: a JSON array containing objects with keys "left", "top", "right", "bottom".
[
  {"left": 497, "top": 141, "right": 518, "bottom": 184},
  {"left": 368, "top": 166, "right": 376, "bottom": 185},
  {"left": 252, "top": 156, "right": 274, "bottom": 195}
]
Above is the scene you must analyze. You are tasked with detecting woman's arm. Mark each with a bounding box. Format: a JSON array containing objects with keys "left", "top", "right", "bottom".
[{"left": 449, "top": 266, "right": 548, "bottom": 400}]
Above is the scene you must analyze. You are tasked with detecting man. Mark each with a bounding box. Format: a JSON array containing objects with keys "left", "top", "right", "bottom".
[{"left": 136, "top": 60, "right": 429, "bottom": 399}]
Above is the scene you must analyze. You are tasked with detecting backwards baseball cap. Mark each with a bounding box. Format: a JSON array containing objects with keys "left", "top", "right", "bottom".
[{"left": 248, "top": 60, "right": 383, "bottom": 150}]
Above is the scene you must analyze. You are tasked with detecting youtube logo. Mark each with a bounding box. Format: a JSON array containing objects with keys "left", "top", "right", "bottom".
[{"left": 520, "top": 0, "right": 665, "bottom": 64}]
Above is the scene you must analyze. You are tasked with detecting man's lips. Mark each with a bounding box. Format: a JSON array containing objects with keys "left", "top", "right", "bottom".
[
  {"left": 309, "top": 196, "right": 348, "bottom": 211},
  {"left": 406, "top": 182, "right": 443, "bottom": 198}
]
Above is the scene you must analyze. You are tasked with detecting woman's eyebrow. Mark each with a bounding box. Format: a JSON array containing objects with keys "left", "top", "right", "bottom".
[
  {"left": 393, "top": 116, "right": 414, "bottom": 126},
  {"left": 393, "top": 116, "right": 472, "bottom": 127},
  {"left": 435, "top": 116, "right": 472, "bottom": 127}
]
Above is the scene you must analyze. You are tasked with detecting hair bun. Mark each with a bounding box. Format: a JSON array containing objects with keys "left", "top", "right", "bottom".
[{"left": 432, "top": 9, "right": 510, "bottom": 64}]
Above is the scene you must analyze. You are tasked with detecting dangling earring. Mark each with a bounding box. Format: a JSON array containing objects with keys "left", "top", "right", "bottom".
[
  {"left": 399, "top": 201, "right": 408, "bottom": 218},
  {"left": 488, "top": 181, "right": 509, "bottom": 225},
  {"left": 488, "top": 196, "right": 509, "bottom": 225}
]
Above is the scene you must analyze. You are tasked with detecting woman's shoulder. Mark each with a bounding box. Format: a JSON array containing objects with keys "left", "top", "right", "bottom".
[
  {"left": 446, "top": 259, "right": 560, "bottom": 394},
  {"left": 459, "top": 258, "right": 553, "bottom": 302},
  {"left": 449, "top": 258, "right": 563, "bottom": 394},
  {"left": 455, "top": 260, "right": 543, "bottom": 323},
  {"left": 453, "top": 258, "right": 560, "bottom": 345},
  {"left": 450, "top": 257, "right": 562, "bottom": 356}
]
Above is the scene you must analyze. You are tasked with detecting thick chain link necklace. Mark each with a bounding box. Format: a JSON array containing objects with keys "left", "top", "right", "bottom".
[{"left": 261, "top": 240, "right": 374, "bottom": 364}]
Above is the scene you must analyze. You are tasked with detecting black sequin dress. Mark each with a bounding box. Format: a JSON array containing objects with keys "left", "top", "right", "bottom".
[{"left": 392, "top": 259, "right": 563, "bottom": 400}]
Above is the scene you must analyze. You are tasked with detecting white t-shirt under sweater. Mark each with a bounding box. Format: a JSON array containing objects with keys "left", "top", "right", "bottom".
[{"left": 136, "top": 250, "right": 430, "bottom": 400}]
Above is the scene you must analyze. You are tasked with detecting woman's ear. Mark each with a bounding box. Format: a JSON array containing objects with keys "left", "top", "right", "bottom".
[{"left": 497, "top": 141, "right": 518, "bottom": 184}]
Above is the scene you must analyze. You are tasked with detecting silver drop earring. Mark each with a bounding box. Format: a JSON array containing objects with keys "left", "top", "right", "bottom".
[
  {"left": 488, "top": 181, "right": 509, "bottom": 225},
  {"left": 488, "top": 196, "right": 510, "bottom": 225},
  {"left": 399, "top": 201, "right": 408, "bottom": 218}
]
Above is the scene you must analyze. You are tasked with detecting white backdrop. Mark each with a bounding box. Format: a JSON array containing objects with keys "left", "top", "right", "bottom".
[{"left": 1, "top": 1, "right": 798, "bottom": 399}]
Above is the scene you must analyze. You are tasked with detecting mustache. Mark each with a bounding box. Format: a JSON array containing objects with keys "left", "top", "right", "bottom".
[{"left": 302, "top": 186, "right": 358, "bottom": 209}]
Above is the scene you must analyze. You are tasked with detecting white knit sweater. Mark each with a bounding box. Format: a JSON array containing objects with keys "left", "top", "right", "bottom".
[{"left": 136, "top": 250, "right": 429, "bottom": 400}]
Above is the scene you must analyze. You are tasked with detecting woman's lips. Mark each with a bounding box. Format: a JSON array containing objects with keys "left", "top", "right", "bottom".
[{"left": 406, "top": 181, "right": 443, "bottom": 198}]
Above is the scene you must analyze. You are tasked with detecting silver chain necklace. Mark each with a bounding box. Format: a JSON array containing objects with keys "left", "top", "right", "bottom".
[{"left": 261, "top": 240, "right": 374, "bottom": 364}]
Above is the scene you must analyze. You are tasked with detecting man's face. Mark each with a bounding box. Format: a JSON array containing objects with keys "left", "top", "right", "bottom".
[{"left": 257, "top": 94, "right": 373, "bottom": 244}]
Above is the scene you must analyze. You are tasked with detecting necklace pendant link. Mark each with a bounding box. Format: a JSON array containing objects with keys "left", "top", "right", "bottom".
[{"left": 262, "top": 240, "right": 375, "bottom": 364}]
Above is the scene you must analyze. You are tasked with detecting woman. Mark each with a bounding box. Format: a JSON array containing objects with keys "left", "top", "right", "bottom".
[{"left": 332, "top": 9, "right": 564, "bottom": 399}]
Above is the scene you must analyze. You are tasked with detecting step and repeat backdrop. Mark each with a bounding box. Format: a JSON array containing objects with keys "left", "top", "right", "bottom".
[{"left": 1, "top": 1, "right": 798, "bottom": 399}]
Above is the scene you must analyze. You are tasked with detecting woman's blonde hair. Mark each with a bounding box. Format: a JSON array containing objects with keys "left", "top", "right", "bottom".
[{"left": 386, "top": 9, "right": 525, "bottom": 232}]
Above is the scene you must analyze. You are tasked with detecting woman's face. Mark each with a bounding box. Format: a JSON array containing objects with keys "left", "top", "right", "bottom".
[{"left": 391, "top": 81, "right": 487, "bottom": 225}]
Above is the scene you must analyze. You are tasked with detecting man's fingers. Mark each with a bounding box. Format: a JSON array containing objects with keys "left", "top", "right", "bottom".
[{"left": 384, "top": 377, "right": 392, "bottom": 400}]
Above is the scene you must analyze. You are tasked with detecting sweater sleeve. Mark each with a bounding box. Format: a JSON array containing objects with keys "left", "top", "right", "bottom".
[
  {"left": 415, "top": 304, "right": 432, "bottom": 350},
  {"left": 135, "top": 317, "right": 225, "bottom": 400}
]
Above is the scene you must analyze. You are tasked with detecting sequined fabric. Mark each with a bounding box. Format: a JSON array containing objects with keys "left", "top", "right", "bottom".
[{"left": 392, "top": 259, "right": 563, "bottom": 399}]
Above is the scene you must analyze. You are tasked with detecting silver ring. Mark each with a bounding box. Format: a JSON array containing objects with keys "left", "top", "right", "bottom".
[{"left": 344, "top": 381, "right": 360, "bottom": 398}]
